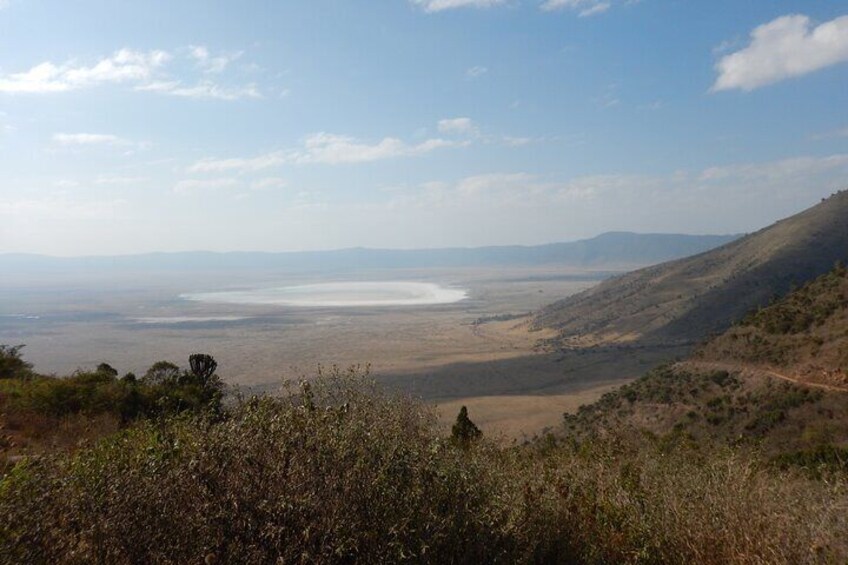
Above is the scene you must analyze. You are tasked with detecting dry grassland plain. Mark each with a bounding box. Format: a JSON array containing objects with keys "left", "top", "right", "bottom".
[{"left": 1, "top": 266, "right": 675, "bottom": 436}]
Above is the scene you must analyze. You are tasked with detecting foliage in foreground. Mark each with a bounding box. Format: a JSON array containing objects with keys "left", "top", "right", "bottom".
[
  {"left": 1, "top": 370, "right": 846, "bottom": 564},
  {"left": 0, "top": 348, "right": 224, "bottom": 458}
]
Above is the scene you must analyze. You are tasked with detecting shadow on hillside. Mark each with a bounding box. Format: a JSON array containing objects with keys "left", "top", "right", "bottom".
[{"left": 377, "top": 343, "right": 693, "bottom": 401}]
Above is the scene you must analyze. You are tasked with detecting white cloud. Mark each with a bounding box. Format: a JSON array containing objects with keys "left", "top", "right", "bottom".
[
  {"left": 0, "top": 49, "right": 170, "bottom": 93},
  {"left": 173, "top": 178, "right": 241, "bottom": 194},
  {"left": 437, "top": 117, "right": 477, "bottom": 135},
  {"left": 541, "top": 0, "right": 611, "bottom": 17},
  {"left": 95, "top": 175, "right": 147, "bottom": 185},
  {"left": 0, "top": 47, "right": 262, "bottom": 100},
  {"left": 465, "top": 66, "right": 488, "bottom": 79},
  {"left": 189, "top": 127, "right": 464, "bottom": 172},
  {"left": 251, "top": 177, "right": 288, "bottom": 191},
  {"left": 293, "top": 133, "right": 460, "bottom": 164},
  {"left": 713, "top": 14, "right": 848, "bottom": 92},
  {"left": 137, "top": 80, "right": 261, "bottom": 100},
  {"left": 188, "top": 45, "right": 243, "bottom": 74},
  {"left": 188, "top": 152, "right": 288, "bottom": 173},
  {"left": 697, "top": 154, "right": 848, "bottom": 183},
  {"left": 52, "top": 132, "right": 129, "bottom": 146},
  {"left": 411, "top": 0, "right": 506, "bottom": 13}
]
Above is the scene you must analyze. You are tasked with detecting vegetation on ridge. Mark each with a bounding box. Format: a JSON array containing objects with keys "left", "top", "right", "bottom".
[{"left": 698, "top": 263, "right": 848, "bottom": 386}]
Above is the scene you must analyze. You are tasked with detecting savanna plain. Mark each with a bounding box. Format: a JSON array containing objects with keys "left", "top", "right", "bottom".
[{"left": 1, "top": 265, "right": 643, "bottom": 437}]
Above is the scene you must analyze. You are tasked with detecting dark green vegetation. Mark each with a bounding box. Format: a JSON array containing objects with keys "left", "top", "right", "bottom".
[
  {"left": 698, "top": 264, "right": 848, "bottom": 382},
  {"left": 451, "top": 405, "right": 482, "bottom": 444},
  {"left": 536, "top": 190, "right": 848, "bottom": 346},
  {"left": 2, "top": 369, "right": 845, "bottom": 564},
  {"left": 0, "top": 346, "right": 223, "bottom": 460}
]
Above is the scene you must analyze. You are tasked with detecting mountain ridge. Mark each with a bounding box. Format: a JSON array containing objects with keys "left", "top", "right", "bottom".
[{"left": 0, "top": 231, "right": 738, "bottom": 274}]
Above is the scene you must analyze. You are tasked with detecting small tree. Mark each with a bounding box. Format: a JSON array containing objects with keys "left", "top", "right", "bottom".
[
  {"left": 451, "top": 406, "right": 482, "bottom": 444},
  {"left": 96, "top": 363, "right": 119, "bottom": 378},
  {"left": 0, "top": 345, "right": 33, "bottom": 380},
  {"left": 142, "top": 361, "right": 181, "bottom": 386},
  {"left": 189, "top": 353, "right": 218, "bottom": 386}
]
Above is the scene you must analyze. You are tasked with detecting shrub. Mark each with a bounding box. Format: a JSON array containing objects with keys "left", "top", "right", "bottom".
[{"left": 1, "top": 372, "right": 846, "bottom": 564}]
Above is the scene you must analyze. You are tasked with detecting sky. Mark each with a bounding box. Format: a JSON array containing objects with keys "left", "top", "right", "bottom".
[{"left": 0, "top": 0, "right": 846, "bottom": 256}]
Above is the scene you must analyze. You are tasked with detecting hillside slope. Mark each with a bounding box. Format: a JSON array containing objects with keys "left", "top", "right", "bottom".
[
  {"left": 695, "top": 265, "right": 848, "bottom": 389},
  {"left": 559, "top": 265, "right": 848, "bottom": 471},
  {"left": 535, "top": 190, "right": 848, "bottom": 345}
]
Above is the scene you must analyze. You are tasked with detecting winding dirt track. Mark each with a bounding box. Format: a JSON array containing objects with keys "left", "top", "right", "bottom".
[{"left": 679, "top": 360, "right": 848, "bottom": 394}]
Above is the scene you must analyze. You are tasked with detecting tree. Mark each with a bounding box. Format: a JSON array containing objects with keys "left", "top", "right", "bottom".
[
  {"left": 0, "top": 345, "right": 33, "bottom": 380},
  {"left": 451, "top": 406, "right": 482, "bottom": 444},
  {"left": 142, "top": 361, "right": 181, "bottom": 386},
  {"left": 189, "top": 353, "right": 218, "bottom": 386},
  {"left": 96, "top": 363, "right": 119, "bottom": 378}
]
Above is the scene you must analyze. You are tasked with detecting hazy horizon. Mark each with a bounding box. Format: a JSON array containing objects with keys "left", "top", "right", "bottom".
[{"left": 0, "top": 229, "right": 741, "bottom": 259}]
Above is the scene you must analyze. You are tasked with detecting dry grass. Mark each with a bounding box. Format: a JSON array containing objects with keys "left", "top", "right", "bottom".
[
  {"left": 1, "top": 370, "right": 845, "bottom": 564},
  {"left": 435, "top": 381, "right": 625, "bottom": 440}
]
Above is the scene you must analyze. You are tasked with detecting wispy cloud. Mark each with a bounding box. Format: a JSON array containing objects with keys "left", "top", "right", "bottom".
[
  {"left": 437, "top": 117, "right": 536, "bottom": 146},
  {"left": 136, "top": 80, "right": 261, "bottom": 100},
  {"left": 713, "top": 14, "right": 848, "bottom": 92},
  {"left": 188, "top": 152, "right": 288, "bottom": 173},
  {"left": 173, "top": 178, "right": 241, "bottom": 194},
  {"left": 187, "top": 45, "right": 243, "bottom": 74},
  {"left": 465, "top": 65, "right": 488, "bottom": 79},
  {"left": 251, "top": 177, "right": 288, "bottom": 191},
  {"left": 52, "top": 132, "right": 130, "bottom": 146},
  {"left": 297, "top": 133, "right": 460, "bottom": 164},
  {"left": 95, "top": 175, "right": 147, "bottom": 185},
  {"left": 369, "top": 153, "right": 848, "bottom": 246},
  {"left": 437, "top": 117, "right": 478, "bottom": 136},
  {"left": 0, "top": 47, "right": 264, "bottom": 100},
  {"left": 189, "top": 126, "right": 465, "bottom": 172},
  {"left": 541, "top": 0, "right": 611, "bottom": 17},
  {"left": 0, "top": 195, "right": 127, "bottom": 221},
  {"left": 411, "top": 0, "right": 506, "bottom": 13}
]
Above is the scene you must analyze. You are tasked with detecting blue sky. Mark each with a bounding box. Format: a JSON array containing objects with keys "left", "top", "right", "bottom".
[{"left": 0, "top": 0, "right": 846, "bottom": 255}]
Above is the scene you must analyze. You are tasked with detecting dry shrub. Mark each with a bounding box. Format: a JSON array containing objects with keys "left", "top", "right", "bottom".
[
  {"left": 1, "top": 369, "right": 846, "bottom": 564},
  {"left": 530, "top": 438, "right": 848, "bottom": 564}
]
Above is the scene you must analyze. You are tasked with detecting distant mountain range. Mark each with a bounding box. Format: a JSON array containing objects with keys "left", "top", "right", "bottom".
[
  {"left": 0, "top": 232, "right": 739, "bottom": 274},
  {"left": 536, "top": 190, "right": 848, "bottom": 345}
]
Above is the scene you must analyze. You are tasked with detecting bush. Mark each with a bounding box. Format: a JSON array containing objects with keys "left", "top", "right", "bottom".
[{"left": 1, "top": 372, "right": 846, "bottom": 564}]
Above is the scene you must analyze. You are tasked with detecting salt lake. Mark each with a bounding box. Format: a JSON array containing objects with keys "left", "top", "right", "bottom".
[{"left": 180, "top": 281, "right": 468, "bottom": 308}]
